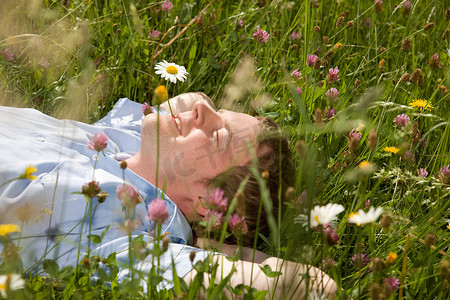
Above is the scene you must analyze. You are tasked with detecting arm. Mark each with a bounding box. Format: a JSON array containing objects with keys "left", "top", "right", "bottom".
[
  {"left": 159, "top": 92, "right": 217, "bottom": 115},
  {"left": 183, "top": 255, "right": 337, "bottom": 299},
  {"left": 196, "top": 238, "right": 270, "bottom": 264}
]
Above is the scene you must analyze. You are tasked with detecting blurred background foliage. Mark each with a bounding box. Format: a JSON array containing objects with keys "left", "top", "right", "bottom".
[{"left": 1, "top": 0, "right": 449, "bottom": 297}]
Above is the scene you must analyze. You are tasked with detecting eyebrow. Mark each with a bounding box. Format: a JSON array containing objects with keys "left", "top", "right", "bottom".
[
  {"left": 224, "top": 121, "right": 233, "bottom": 148},
  {"left": 217, "top": 109, "right": 233, "bottom": 149}
]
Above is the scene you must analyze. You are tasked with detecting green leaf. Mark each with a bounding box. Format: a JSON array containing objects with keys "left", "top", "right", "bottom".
[
  {"left": 188, "top": 42, "right": 197, "bottom": 70},
  {"left": 34, "top": 292, "right": 45, "bottom": 300},
  {"left": 97, "top": 268, "right": 109, "bottom": 282},
  {"left": 109, "top": 264, "right": 119, "bottom": 279},
  {"left": 172, "top": 259, "right": 182, "bottom": 298},
  {"left": 43, "top": 259, "right": 59, "bottom": 277},
  {"left": 259, "top": 264, "right": 282, "bottom": 278},
  {"left": 87, "top": 234, "right": 101, "bottom": 244},
  {"left": 59, "top": 265, "right": 74, "bottom": 281},
  {"left": 78, "top": 275, "right": 90, "bottom": 287},
  {"left": 100, "top": 225, "right": 110, "bottom": 240},
  {"left": 252, "top": 290, "right": 268, "bottom": 300},
  {"left": 193, "top": 256, "right": 211, "bottom": 273},
  {"left": 233, "top": 284, "right": 245, "bottom": 295},
  {"left": 106, "top": 252, "right": 117, "bottom": 264}
]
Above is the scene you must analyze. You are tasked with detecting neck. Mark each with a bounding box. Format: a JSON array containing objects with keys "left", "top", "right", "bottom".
[
  {"left": 126, "top": 152, "right": 182, "bottom": 204},
  {"left": 126, "top": 151, "right": 202, "bottom": 223},
  {"left": 125, "top": 153, "right": 157, "bottom": 188}
]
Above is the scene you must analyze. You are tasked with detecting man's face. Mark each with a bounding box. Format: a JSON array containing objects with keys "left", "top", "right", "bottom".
[{"left": 140, "top": 101, "right": 259, "bottom": 221}]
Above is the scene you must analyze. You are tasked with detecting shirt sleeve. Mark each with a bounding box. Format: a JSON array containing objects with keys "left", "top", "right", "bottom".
[{"left": 93, "top": 98, "right": 168, "bottom": 133}]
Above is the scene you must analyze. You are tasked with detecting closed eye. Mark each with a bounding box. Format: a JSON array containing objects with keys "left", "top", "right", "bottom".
[{"left": 213, "top": 126, "right": 231, "bottom": 152}]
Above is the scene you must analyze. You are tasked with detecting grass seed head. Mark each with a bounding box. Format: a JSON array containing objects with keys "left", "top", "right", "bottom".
[
  {"left": 336, "top": 16, "right": 345, "bottom": 28},
  {"left": 285, "top": 187, "right": 296, "bottom": 201},
  {"left": 400, "top": 73, "right": 410, "bottom": 82},
  {"left": 295, "top": 140, "right": 306, "bottom": 157},
  {"left": 313, "top": 58, "right": 322, "bottom": 70},
  {"left": 441, "top": 261, "right": 450, "bottom": 276},
  {"left": 162, "top": 236, "right": 170, "bottom": 252},
  {"left": 424, "top": 233, "right": 437, "bottom": 248},
  {"left": 423, "top": 22, "right": 434, "bottom": 31},
  {"left": 401, "top": 37, "right": 412, "bottom": 52},
  {"left": 189, "top": 250, "right": 196, "bottom": 262},
  {"left": 369, "top": 283, "right": 383, "bottom": 300},
  {"left": 314, "top": 108, "right": 323, "bottom": 127},
  {"left": 409, "top": 68, "right": 424, "bottom": 87}
]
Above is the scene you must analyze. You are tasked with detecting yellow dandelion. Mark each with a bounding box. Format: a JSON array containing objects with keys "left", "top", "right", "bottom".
[
  {"left": 0, "top": 224, "right": 21, "bottom": 236},
  {"left": 332, "top": 43, "right": 343, "bottom": 50},
  {"left": 153, "top": 85, "right": 168, "bottom": 105},
  {"left": 383, "top": 146, "right": 400, "bottom": 154},
  {"left": 359, "top": 161, "right": 372, "bottom": 170},
  {"left": 386, "top": 251, "right": 398, "bottom": 264},
  {"left": 409, "top": 99, "right": 433, "bottom": 111},
  {"left": 19, "top": 165, "right": 38, "bottom": 180}
]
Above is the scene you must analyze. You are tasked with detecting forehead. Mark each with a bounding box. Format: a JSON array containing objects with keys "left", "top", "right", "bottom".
[{"left": 219, "top": 108, "right": 257, "bottom": 123}]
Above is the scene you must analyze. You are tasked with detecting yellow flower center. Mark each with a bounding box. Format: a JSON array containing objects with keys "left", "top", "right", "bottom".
[
  {"left": 349, "top": 212, "right": 360, "bottom": 226},
  {"left": 0, "top": 283, "right": 5, "bottom": 292},
  {"left": 349, "top": 212, "right": 358, "bottom": 218},
  {"left": 166, "top": 66, "right": 178, "bottom": 74},
  {"left": 314, "top": 215, "right": 320, "bottom": 224}
]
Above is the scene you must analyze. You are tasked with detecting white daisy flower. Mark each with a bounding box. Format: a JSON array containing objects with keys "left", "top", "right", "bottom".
[
  {"left": 308, "top": 203, "right": 345, "bottom": 227},
  {"left": 348, "top": 206, "right": 384, "bottom": 226},
  {"left": 0, "top": 274, "right": 25, "bottom": 298},
  {"left": 154, "top": 60, "right": 188, "bottom": 83}
]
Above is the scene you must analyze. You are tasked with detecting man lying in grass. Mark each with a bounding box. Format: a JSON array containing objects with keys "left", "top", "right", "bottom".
[{"left": 0, "top": 92, "right": 336, "bottom": 298}]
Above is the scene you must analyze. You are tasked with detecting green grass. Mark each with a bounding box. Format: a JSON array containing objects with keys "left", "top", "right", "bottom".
[{"left": 1, "top": 0, "right": 449, "bottom": 298}]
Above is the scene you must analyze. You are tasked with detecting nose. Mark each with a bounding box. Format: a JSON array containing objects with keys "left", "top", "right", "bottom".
[{"left": 192, "top": 101, "right": 221, "bottom": 131}]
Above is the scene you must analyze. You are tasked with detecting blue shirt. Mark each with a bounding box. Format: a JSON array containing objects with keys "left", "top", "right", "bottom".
[{"left": 0, "top": 98, "right": 208, "bottom": 289}]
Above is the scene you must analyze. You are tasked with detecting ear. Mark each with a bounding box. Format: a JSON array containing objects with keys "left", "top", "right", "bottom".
[{"left": 193, "top": 195, "right": 208, "bottom": 217}]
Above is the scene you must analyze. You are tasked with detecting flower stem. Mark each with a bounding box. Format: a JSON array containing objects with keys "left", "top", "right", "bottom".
[
  {"left": 155, "top": 105, "right": 160, "bottom": 198},
  {"left": 75, "top": 197, "right": 89, "bottom": 278}
]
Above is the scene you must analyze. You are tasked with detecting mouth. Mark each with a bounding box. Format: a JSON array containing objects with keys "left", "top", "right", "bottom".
[{"left": 172, "top": 115, "right": 182, "bottom": 135}]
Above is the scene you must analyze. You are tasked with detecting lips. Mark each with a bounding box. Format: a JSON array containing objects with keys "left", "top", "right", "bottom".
[{"left": 172, "top": 115, "right": 182, "bottom": 135}]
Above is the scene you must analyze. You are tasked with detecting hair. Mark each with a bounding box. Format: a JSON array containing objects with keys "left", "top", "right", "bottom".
[{"left": 193, "top": 116, "right": 295, "bottom": 247}]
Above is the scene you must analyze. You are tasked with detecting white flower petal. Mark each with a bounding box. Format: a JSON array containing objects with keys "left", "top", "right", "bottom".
[
  {"left": 348, "top": 206, "right": 383, "bottom": 225},
  {"left": 154, "top": 60, "right": 188, "bottom": 83},
  {"left": 310, "top": 203, "right": 345, "bottom": 227}
]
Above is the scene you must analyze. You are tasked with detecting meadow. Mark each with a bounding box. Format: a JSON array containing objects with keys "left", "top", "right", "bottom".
[{"left": 0, "top": 0, "right": 449, "bottom": 299}]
